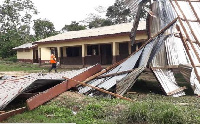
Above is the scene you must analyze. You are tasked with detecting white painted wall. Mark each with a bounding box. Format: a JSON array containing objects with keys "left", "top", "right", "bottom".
[{"left": 17, "top": 50, "right": 33, "bottom": 59}]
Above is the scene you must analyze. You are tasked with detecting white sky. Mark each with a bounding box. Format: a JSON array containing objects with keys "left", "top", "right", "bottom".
[{"left": 0, "top": 0, "right": 115, "bottom": 31}]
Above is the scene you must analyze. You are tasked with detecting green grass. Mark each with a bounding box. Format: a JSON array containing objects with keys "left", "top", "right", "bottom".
[
  {"left": 4, "top": 94, "right": 200, "bottom": 124},
  {"left": 0, "top": 59, "right": 45, "bottom": 72},
  {"left": 1, "top": 60, "right": 200, "bottom": 123}
]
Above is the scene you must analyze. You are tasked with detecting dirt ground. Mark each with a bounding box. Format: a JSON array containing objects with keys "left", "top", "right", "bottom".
[{"left": 0, "top": 71, "right": 29, "bottom": 78}]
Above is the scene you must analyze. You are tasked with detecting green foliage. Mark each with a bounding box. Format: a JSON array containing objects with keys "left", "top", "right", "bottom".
[
  {"left": 61, "top": 21, "right": 86, "bottom": 32},
  {"left": 116, "top": 101, "right": 200, "bottom": 124},
  {"left": 33, "top": 19, "right": 59, "bottom": 39},
  {"left": 3, "top": 55, "right": 17, "bottom": 62},
  {"left": 88, "top": 18, "right": 113, "bottom": 29},
  {"left": 0, "top": 0, "right": 38, "bottom": 58},
  {"left": 106, "top": 0, "right": 133, "bottom": 24}
]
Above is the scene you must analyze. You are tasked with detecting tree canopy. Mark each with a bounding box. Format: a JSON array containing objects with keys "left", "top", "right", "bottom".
[
  {"left": 106, "top": 0, "right": 133, "bottom": 24},
  {"left": 0, "top": 0, "right": 38, "bottom": 58},
  {"left": 61, "top": 21, "right": 86, "bottom": 32},
  {"left": 33, "top": 19, "right": 59, "bottom": 39}
]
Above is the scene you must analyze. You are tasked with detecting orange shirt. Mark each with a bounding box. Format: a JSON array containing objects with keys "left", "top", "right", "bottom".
[{"left": 50, "top": 54, "right": 56, "bottom": 63}]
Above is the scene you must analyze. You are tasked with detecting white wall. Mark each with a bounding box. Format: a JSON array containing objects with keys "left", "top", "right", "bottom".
[{"left": 17, "top": 49, "right": 33, "bottom": 59}]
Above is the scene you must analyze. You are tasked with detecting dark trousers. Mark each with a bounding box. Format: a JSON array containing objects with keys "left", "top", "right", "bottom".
[{"left": 49, "top": 63, "right": 57, "bottom": 72}]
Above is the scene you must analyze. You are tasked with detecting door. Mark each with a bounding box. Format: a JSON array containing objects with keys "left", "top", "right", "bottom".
[{"left": 100, "top": 44, "right": 112, "bottom": 65}]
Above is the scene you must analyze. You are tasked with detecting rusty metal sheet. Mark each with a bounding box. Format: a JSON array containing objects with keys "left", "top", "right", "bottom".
[
  {"left": 26, "top": 64, "right": 102, "bottom": 110},
  {"left": 0, "top": 107, "right": 26, "bottom": 122}
]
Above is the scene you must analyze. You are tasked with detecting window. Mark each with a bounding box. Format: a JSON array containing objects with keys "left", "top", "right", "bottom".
[
  {"left": 66, "top": 46, "right": 81, "bottom": 57},
  {"left": 119, "top": 42, "right": 128, "bottom": 55},
  {"left": 87, "top": 45, "right": 99, "bottom": 55}
]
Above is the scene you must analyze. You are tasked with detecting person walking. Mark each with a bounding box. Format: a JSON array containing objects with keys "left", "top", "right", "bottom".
[{"left": 49, "top": 53, "right": 57, "bottom": 73}]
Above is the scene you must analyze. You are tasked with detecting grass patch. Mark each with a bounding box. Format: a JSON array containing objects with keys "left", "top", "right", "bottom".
[
  {"left": 0, "top": 59, "right": 45, "bottom": 72},
  {"left": 4, "top": 93, "right": 200, "bottom": 124}
]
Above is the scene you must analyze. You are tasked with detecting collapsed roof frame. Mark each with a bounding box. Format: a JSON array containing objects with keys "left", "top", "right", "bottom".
[{"left": 169, "top": 0, "right": 200, "bottom": 84}]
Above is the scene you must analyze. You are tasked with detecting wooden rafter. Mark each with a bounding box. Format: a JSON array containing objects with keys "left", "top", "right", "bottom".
[
  {"left": 176, "top": 25, "right": 200, "bottom": 84},
  {"left": 169, "top": 0, "right": 200, "bottom": 63},
  {"left": 174, "top": 0, "right": 200, "bottom": 47}
]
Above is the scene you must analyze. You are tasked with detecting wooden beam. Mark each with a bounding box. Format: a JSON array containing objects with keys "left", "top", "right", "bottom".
[
  {"left": 63, "top": 77, "right": 134, "bottom": 102},
  {"left": 170, "top": 0, "right": 200, "bottom": 83},
  {"left": 130, "top": 2, "right": 143, "bottom": 45},
  {"left": 26, "top": 64, "right": 102, "bottom": 110},
  {"left": 167, "top": 86, "right": 187, "bottom": 96},
  {"left": 151, "top": 65, "right": 179, "bottom": 70},
  {"left": 174, "top": 0, "right": 200, "bottom": 54},
  {"left": 0, "top": 107, "right": 26, "bottom": 122},
  {"left": 176, "top": 25, "right": 200, "bottom": 84},
  {"left": 180, "top": 18, "right": 200, "bottom": 22}
]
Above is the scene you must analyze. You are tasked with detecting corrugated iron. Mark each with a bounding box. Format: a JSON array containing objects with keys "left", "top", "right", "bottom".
[
  {"left": 152, "top": 68, "right": 185, "bottom": 97},
  {"left": 116, "top": 66, "right": 145, "bottom": 95},
  {"left": 0, "top": 65, "right": 94, "bottom": 110},
  {"left": 26, "top": 64, "right": 102, "bottom": 110}
]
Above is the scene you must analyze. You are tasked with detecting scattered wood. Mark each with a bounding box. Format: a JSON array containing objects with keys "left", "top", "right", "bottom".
[
  {"left": 127, "top": 92, "right": 137, "bottom": 94},
  {"left": 0, "top": 107, "right": 26, "bottom": 122},
  {"left": 167, "top": 86, "right": 187, "bottom": 96}
]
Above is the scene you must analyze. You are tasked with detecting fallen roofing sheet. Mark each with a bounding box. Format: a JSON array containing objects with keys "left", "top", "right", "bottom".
[
  {"left": 26, "top": 64, "right": 102, "bottom": 110},
  {"left": 116, "top": 66, "right": 145, "bottom": 95},
  {"left": 0, "top": 65, "right": 95, "bottom": 110},
  {"left": 152, "top": 68, "right": 185, "bottom": 97},
  {"left": 78, "top": 47, "right": 144, "bottom": 94}
]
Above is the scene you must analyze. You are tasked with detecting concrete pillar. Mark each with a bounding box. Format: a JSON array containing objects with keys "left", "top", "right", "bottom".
[
  {"left": 112, "top": 42, "right": 119, "bottom": 64},
  {"left": 82, "top": 44, "right": 87, "bottom": 67},
  {"left": 57, "top": 47, "right": 61, "bottom": 65}
]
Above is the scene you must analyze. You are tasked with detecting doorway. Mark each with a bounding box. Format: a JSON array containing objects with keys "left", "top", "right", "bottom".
[{"left": 100, "top": 44, "right": 112, "bottom": 65}]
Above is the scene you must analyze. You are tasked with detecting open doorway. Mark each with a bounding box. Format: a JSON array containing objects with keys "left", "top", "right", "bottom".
[{"left": 100, "top": 44, "right": 112, "bottom": 65}]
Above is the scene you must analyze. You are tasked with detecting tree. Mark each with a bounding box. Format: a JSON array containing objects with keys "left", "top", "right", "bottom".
[
  {"left": 33, "top": 19, "right": 59, "bottom": 39},
  {"left": 106, "top": 0, "right": 133, "bottom": 24},
  {"left": 61, "top": 21, "right": 86, "bottom": 32},
  {"left": 0, "top": 0, "right": 38, "bottom": 58},
  {"left": 88, "top": 18, "right": 113, "bottom": 29}
]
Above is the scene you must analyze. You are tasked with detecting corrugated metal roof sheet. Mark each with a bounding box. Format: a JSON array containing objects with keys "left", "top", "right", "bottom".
[
  {"left": 78, "top": 48, "right": 144, "bottom": 94},
  {"left": 13, "top": 43, "right": 37, "bottom": 50},
  {"left": 0, "top": 65, "right": 93, "bottom": 110},
  {"left": 35, "top": 21, "right": 146, "bottom": 43},
  {"left": 153, "top": 69, "right": 185, "bottom": 97}
]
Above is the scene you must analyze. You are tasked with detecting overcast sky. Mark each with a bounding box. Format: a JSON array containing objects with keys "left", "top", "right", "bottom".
[{"left": 0, "top": 0, "right": 116, "bottom": 31}]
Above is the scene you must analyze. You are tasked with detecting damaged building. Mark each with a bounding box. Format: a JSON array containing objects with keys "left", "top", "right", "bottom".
[{"left": 1, "top": 0, "right": 200, "bottom": 121}]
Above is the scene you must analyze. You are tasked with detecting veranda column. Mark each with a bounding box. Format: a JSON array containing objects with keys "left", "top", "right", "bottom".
[
  {"left": 82, "top": 44, "right": 87, "bottom": 67},
  {"left": 112, "top": 42, "right": 119, "bottom": 64},
  {"left": 57, "top": 47, "right": 61, "bottom": 65}
]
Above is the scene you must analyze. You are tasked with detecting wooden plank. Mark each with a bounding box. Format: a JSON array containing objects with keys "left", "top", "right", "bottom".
[
  {"left": 0, "top": 107, "right": 26, "bottom": 122},
  {"left": 63, "top": 77, "right": 134, "bottom": 102},
  {"left": 151, "top": 65, "right": 179, "bottom": 70},
  {"left": 167, "top": 86, "right": 187, "bottom": 95},
  {"left": 26, "top": 64, "right": 102, "bottom": 110}
]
